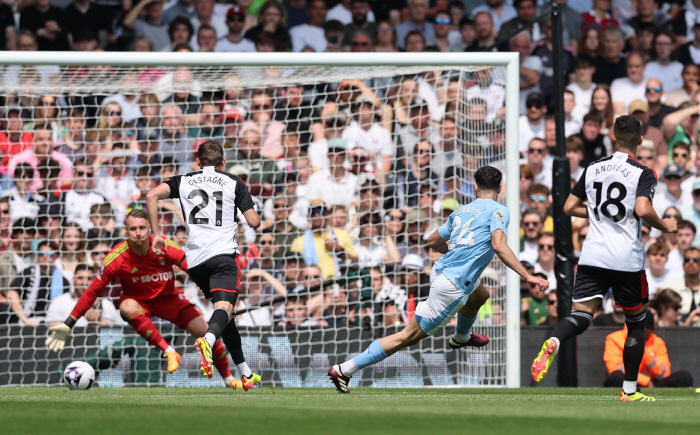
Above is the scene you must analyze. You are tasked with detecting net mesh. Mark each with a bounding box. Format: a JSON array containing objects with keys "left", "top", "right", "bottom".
[{"left": 0, "top": 62, "right": 511, "bottom": 387}]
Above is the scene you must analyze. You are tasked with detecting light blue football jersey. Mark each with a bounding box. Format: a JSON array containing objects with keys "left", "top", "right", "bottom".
[{"left": 436, "top": 198, "right": 510, "bottom": 294}]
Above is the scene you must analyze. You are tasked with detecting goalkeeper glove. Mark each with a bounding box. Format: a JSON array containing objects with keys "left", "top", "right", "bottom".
[{"left": 45, "top": 317, "right": 76, "bottom": 353}]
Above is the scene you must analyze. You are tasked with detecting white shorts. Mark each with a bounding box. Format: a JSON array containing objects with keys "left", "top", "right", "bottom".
[{"left": 414, "top": 268, "right": 480, "bottom": 336}]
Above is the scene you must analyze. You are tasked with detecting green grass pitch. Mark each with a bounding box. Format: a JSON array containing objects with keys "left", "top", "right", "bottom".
[{"left": 1, "top": 387, "right": 698, "bottom": 435}]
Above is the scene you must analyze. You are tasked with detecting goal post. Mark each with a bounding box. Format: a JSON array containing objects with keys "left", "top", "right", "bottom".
[{"left": 0, "top": 52, "right": 521, "bottom": 388}]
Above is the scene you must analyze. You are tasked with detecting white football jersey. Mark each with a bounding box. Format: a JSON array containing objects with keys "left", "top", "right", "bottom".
[
  {"left": 165, "top": 166, "right": 255, "bottom": 268},
  {"left": 573, "top": 152, "right": 657, "bottom": 271}
]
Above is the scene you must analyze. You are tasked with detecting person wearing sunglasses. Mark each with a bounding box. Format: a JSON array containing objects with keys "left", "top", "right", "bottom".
[
  {"left": 526, "top": 183, "right": 553, "bottom": 233},
  {"left": 656, "top": 246, "right": 700, "bottom": 322},
  {"left": 526, "top": 138, "right": 552, "bottom": 189},
  {"left": 432, "top": 10, "right": 456, "bottom": 52},
  {"left": 519, "top": 93, "right": 547, "bottom": 154},
  {"left": 214, "top": 6, "right": 256, "bottom": 52},
  {"left": 533, "top": 233, "right": 556, "bottom": 292},
  {"left": 521, "top": 271, "right": 551, "bottom": 326},
  {"left": 519, "top": 208, "right": 543, "bottom": 265},
  {"left": 6, "top": 240, "right": 69, "bottom": 326}
]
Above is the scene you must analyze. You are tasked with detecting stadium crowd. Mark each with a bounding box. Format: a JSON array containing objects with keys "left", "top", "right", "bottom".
[{"left": 0, "top": 0, "right": 699, "bottom": 353}]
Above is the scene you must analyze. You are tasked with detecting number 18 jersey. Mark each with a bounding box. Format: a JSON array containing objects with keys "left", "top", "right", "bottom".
[
  {"left": 165, "top": 166, "right": 255, "bottom": 268},
  {"left": 572, "top": 152, "right": 657, "bottom": 271},
  {"left": 436, "top": 198, "right": 510, "bottom": 294}
]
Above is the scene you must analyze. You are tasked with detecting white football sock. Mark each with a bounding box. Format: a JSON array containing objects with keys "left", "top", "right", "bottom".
[
  {"left": 164, "top": 345, "right": 176, "bottom": 354},
  {"left": 623, "top": 380, "right": 637, "bottom": 395},
  {"left": 204, "top": 333, "right": 216, "bottom": 348},
  {"left": 237, "top": 362, "right": 253, "bottom": 378},
  {"left": 550, "top": 337, "right": 560, "bottom": 350},
  {"left": 339, "top": 359, "right": 358, "bottom": 376},
  {"left": 223, "top": 376, "right": 235, "bottom": 385},
  {"left": 453, "top": 332, "right": 471, "bottom": 342}
]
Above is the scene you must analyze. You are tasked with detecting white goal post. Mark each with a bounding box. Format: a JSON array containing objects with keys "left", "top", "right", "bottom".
[{"left": 0, "top": 52, "right": 521, "bottom": 388}]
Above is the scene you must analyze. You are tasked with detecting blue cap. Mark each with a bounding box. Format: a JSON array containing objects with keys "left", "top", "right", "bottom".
[{"left": 664, "top": 164, "right": 684, "bottom": 178}]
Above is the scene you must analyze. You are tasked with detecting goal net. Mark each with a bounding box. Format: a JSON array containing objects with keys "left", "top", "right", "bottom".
[{"left": 0, "top": 53, "right": 520, "bottom": 388}]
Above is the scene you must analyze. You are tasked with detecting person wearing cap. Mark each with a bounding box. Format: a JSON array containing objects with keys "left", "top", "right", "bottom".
[
  {"left": 642, "top": 78, "right": 676, "bottom": 131},
  {"left": 518, "top": 92, "right": 546, "bottom": 153},
  {"left": 123, "top": 0, "right": 169, "bottom": 52},
  {"left": 306, "top": 138, "right": 360, "bottom": 209},
  {"left": 214, "top": 6, "right": 256, "bottom": 52},
  {"left": 628, "top": 95, "right": 667, "bottom": 167},
  {"left": 653, "top": 165, "right": 689, "bottom": 216},
  {"left": 343, "top": 95, "right": 393, "bottom": 185},
  {"left": 290, "top": 200, "right": 357, "bottom": 279},
  {"left": 0, "top": 105, "right": 33, "bottom": 188}
]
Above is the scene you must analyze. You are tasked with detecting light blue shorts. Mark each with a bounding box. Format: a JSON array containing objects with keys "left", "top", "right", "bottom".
[{"left": 414, "top": 268, "right": 480, "bottom": 336}]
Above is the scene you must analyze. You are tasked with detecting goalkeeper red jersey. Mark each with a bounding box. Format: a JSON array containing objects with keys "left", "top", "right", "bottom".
[{"left": 71, "top": 236, "right": 188, "bottom": 320}]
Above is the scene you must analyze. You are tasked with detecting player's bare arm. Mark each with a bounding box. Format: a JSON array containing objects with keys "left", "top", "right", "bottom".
[
  {"left": 242, "top": 208, "right": 261, "bottom": 229},
  {"left": 634, "top": 196, "right": 678, "bottom": 233},
  {"left": 426, "top": 230, "right": 449, "bottom": 254},
  {"left": 491, "top": 229, "right": 549, "bottom": 292},
  {"left": 563, "top": 194, "right": 589, "bottom": 218},
  {"left": 145, "top": 183, "right": 172, "bottom": 255}
]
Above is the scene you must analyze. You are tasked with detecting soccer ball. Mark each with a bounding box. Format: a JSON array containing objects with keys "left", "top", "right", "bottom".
[{"left": 63, "top": 361, "right": 95, "bottom": 390}]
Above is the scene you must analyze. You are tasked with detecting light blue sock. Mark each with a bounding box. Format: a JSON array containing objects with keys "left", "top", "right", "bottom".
[
  {"left": 454, "top": 313, "right": 476, "bottom": 342},
  {"left": 353, "top": 339, "right": 389, "bottom": 370}
]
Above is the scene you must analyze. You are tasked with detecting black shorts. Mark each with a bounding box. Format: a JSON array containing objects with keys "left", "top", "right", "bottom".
[
  {"left": 573, "top": 265, "right": 649, "bottom": 310},
  {"left": 188, "top": 254, "right": 241, "bottom": 304}
]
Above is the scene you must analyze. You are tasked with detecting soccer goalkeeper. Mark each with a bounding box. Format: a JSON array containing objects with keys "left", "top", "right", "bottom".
[{"left": 45, "top": 209, "right": 243, "bottom": 389}]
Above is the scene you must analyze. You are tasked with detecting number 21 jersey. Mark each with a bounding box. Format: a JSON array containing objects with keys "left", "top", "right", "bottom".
[
  {"left": 165, "top": 166, "right": 255, "bottom": 268},
  {"left": 572, "top": 152, "right": 657, "bottom": 271}
]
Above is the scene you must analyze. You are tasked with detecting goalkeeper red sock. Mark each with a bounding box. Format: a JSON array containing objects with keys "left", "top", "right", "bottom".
[
  {"left": 125, "top": 311, "right": 169, "bottom": 352},
  {"left": 212, "top": 340, "right": 232, "bottom": 378}
]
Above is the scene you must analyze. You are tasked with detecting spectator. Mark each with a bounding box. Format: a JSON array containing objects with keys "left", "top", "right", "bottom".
[
  {"left": 593, "top": 297, "right": 626, "bottom": 326},
  {"left": 343, "top": 0, "right": 375, "bottom": 47},
  {"left": 519, "top": 165, "right": 534, "bottom": 212},
  {"left": 401, "top": 141, "right": 439, "bottom": 209},
  {"left": 592, "top": 27, "right": 627, "bottom": 85},
  {"left": 123, "top": 0, "right": 169, "bottom": 52},
  {"left": 374, "top": 20, "right": 398, "bottom": 52},
  {"left": 576, "top": 112, "right": 612, "bottom": 167},
  {"left": 9, "top": 123, "right": 73, "bottom": 192},
  {"left": 578, "top": 27, "right": 603, "bottom": 59},
  {"left": 188, "top": 101, "right": 222, "bottom": 140},
  {"left": 397, "top": 102, "right": 440, "bottom": 170},
  {"left": 568, "top": 54, "right": 596, "bottom": 124},
  {"left": 278, "top": 294, "right": 321, "bottom": 327},
  {"left": 54, "top": 108, "right": 88, "bottom": 164},
  {"left": 235, "top": 270, "right": 281, "bottom": 327},
  {"left": 195, "top": 24, "right": 218, "bottom": 52},
  {"left": 290, "top": 200, "right": 357, "bottom": 279},
  {"left": 519, "top": 209, "right": 543, "bottom": 265},
  {"left": 529, "top": 18, "right": 574, "bottom": 102},
  {"left": 241, "top": 90, "right": 285, "bottom": 159},
  {"left": 354, "top": 212, "right": 400, "bottom": 269},
  {"left": 306, "top": 139, "right": 360, "bottom": 209},
  {"left": 627, "top": 100, "right": 667, "bottom": 169},
  {"left": 610, "top": 51, "right": 646, "bottom": 116},
  {"left": 581, "top": 0, "right": 620, "bottom": 33},
  {"left": 566, "top": 136, "right": 585, "bottom": 182},
  {"left": 230, "top": 124, "right": 279, "bottom": 187},
  {"left": 635, "top": 140, "right": 657, "bottom": 170},
  {"left": 508, "top": 32, "right": 542, "bottom": 115},
  {"left": 327, "top": 0, "right": 375, "bottom": 25},
  {"left": 662, "top": 102, "right": 698, "bottom": 163},
  {"left": 665, "top": 64, "right": 700, "bottom": 108},
  {"left": 349, "top": 31, "right": 373, "bottom": 52},
  {"left": 19, "top": 0, "right": 67, "bottom": 51},
  {"left": 0, "top": 218, "right": 36, "bottom": 310},
  {"left": 604, "top": 314, "right": 693, "bottom": 387},
  {"left": 450, "top": 16, "right": 475, "bottom": 51},
  {"left": 55, "top": 162, "right": 107, "bottom": 232},
  {"left": 464, "top": 11, "right": 495, "bottom": 51},
  {"left": 189, "top": 0, "right": 227, "bottom": 51},
  {"left": 653, "top": 288, "right": 683, "bottom": 327},
  {"left": 215, "top": 6, "right": 256, "bottom": 52},
  {"left": 158, "top": 104, "right": 191, "bottom": 172},
  {"left": 323, "top": 19, "right": 345, "bottom": 52},
  {"left": 545, "top": 291, "right": 558, "bottom": 325},
  {"left": 519, "top": 93, "right": 547, "bottom": 154},
  {"left": 646, "top": 241, "right": 680, "bottom": 297},
  {"left": 95, "top": 142, "right": 139, "bottom": 225},
  {"left": 161, "top": 16, "right": 194, "bottom": 52},
  {"left": 322, "top": 282, "right": 354, "bottom": 327},
  {"left": 6, "top": 240, "right": 69, "bottom": 326},
  {"left": 472, "top": 0, "right": 516, "bottom": 34},
  {"left": 526, "top": 138, "right": 552, "bottom": 189},
  {"left": 641, "top": 81, "right": 674, "bottom": 133},
  {"left": 498, "top": 0, "right": 541, "bottom": 45},
  {"left": 63, "top": 0, "right": 109, "bottom": 50},
  {"left": 343, "top": 96, "right": 392, "bottom": 185},
  {"left": 265, "top": 195, "right": 303, "bottom": 250},
  {"left": 527, "top": 184, "right": 553, "bottom": 232},
  {"left": 430, "top": 10, "right": 456, "bottom": 52},
  {"left": 244, "top": 0, "right": 292, "bottom": 52},
  {"left": 520, "top": 271, "right": 548, "bottom": 325},
  {"left": 665, "top": 218, "right": 694, "bottom": 277},
  {"left": 397, "top": 209, "right": 429, "bottom": 265},
  {"left": 86, "top": 203, "right": 119, "bottom": 246},
  {"left": 0, "top": 105, "right": 33, "bottom": 187},
  {"left": 534, "top": 232, "right": 556, "bottom": 291},
  {"left": 677, "top": 17, "right": 700, "bottom": 65},
  {"left": 643, "top": 29, "right": 683, "bottom": 92},
  {"left": 3, "top": 164, "right": 42, "bottom": 223},
  {"left": 396, "top": 0, "right": 435, "bottom": 50},
  {"left": 289, "top": 0, "right": 327, "bottom": 52},
  {"left": 100, "top": 88, "right": 141, "bottom": 126},
  {"left": 284, "top": 0, "right": 309, "bottom": 28},
  {"left": 659, "top": 247, "right": 700, "bottom": 322},
  {"left": 655, "top": 165, "right": 689, "bottom": 217}
]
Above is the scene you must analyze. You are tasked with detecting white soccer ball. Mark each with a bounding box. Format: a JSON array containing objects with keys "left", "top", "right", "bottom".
[{"left": 63, "top": 361, "right": 96, "bottom": 390}]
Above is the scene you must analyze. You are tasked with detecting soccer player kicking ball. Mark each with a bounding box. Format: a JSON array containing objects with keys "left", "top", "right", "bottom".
[
  {"left": 45, "top": 209, "right": 243, "bottom": 389},
  {"left": 531, "top": 115, "right": 678, "bottom": 402},
  {"left": 328, "top": 166, "right": 549, "bottom": 393},
  {"left": 147, "top": 140, "right": 262, "bottom": 391}
]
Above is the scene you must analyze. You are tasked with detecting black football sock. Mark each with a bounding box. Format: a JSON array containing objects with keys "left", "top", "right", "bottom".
[
  {"left": 206, "top": 308, "right": 231, "bottom": 344},
  {"left": 551, "top": 310, "right": 592, "bottom": 342},
  {"left": 221, "top": 319, "right": 253, "bottom": 378},
  {"left": 622, "top": 311, "right": 647, "bottom": 394}
]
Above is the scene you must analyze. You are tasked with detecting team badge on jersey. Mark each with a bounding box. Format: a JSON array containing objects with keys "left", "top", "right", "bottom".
[
  {"left": 159, "top": 259, "right": 166, "bottom": 266},
  {"left": 495, "top": 209, "right": 505, "bottom": 224}
]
